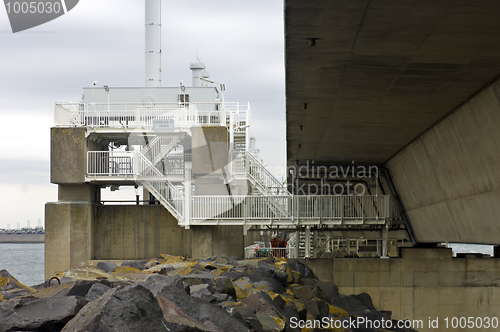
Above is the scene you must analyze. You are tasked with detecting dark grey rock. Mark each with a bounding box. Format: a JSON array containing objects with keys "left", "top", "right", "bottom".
[
  {"left": 0, "top": 295, "right": 87, "bottom": 332},
  {"left": 287, "top": 260, "right": 315, "bottom": 279},
  {"left": 288, "top": 284, "right": 323, "bottom": 301},
  {"left": 156, "top": 284, "right": 251, "bottom": 332},
  {"left": 282, "top": 303, "right": 299, "bottom": 321},
  {"left": 253, "top": 278, "right": 286, "bottom": 294},
  {"left": 121, "top": 260, "right": 147, "bottom": 270},
  {"left": 141, "top": 274, "right": 179, "bottom": 296},
  {"left": 299, "top": 278, "right": 339, "bottom": 302},
  {"left": 66, "top": 280, "right": 111, "bottom": 298},
  {"left": 241, "top": 291, "right": 286, "bottom": 320},
  {"left": 61, "top": 284, "right": 168, "bottom": 332},
  {"left": 303, "top": 299, "right": 329, "bottom": 320},
  {"left": 85, "top": 282, "right": 111, "bottom": 302},
  {"left": 208, "top": 254, "right": 239, "bottom": 266},
  {"left": 330, "top": 293, "right": 383, "bottom": 322},
  {"left": 178, "top": 274, "right": 237, "bottom": 300},
  {"left": 96, "top": 261, "right": 119, "bottom": 272}
]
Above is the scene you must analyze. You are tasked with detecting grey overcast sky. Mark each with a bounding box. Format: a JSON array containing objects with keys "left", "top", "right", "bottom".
[{"left": 0, "top": 0, "right": 285, "bottom": 229}]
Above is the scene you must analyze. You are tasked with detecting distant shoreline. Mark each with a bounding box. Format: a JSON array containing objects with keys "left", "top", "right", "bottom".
[{"left": 0, "top": 234, "right": 44, "bottom": 244}]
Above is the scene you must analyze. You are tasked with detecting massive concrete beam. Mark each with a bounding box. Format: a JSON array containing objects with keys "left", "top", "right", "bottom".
[
  {"left": 286, "top": 0, "right": 500, "bottom": 165},
  {"left": 387, "top": 81, "right": 500, "bottom": 244}
]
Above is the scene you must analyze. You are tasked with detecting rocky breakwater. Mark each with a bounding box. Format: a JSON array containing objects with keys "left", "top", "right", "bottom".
[{"left": 1, "top": 255, "right": 417, "bottom": 332}]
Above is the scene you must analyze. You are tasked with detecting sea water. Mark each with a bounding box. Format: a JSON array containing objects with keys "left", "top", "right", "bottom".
[
  {"left": 0, "top": 243, "right": 45, "bottom": 286},
  {"left": 0, "top": 242, "right": 495, "bottom": 287}
]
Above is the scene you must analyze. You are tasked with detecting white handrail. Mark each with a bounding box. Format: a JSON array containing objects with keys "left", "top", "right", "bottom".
[
  {"left": 55, "top": 102, "right": 225, "bottom": 129},
  {"left": 190, "top": 195, "right": 396, "bottom": 224}
]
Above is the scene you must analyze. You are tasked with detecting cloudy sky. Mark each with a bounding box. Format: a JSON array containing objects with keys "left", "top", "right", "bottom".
[{"left": 0, "top": 0, "right": 285, "bottom": 230}]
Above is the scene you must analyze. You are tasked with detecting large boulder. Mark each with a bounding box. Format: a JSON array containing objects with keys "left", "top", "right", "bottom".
[
  {"left": 156, "top": 283, "right": 252, "bottom": 332},
  {"left": 61, "top": 284, "right": 168, "bottom": 332},
  {"left": 0, "top": 295, "right": 87, "bottom": 331},
  {"left": 0, "top": 270, "right": 35, "bottom": 301}
]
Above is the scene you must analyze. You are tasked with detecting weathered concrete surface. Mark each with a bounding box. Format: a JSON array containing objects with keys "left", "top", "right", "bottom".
[
  {"left": 44, "top": 202, "right": 93, "bottom": 280},
  {"left": 192, "top": 126, "right": 228, "bottom": 177},
  {"left": 46, "top": 204, "right": 247, "bottom": 278},
  {"left": 51, "top": 128, "right": 102, "bottom": 184},
  {"left": 286, "top": 0, "right": 500, "bottom": 165},
  {"left": 93, "top": 205, "right": 191, "bottom": 261},
  {"left": 191, "top": 225, "right": 245, "bottom": 260},
  {"left": 387, "top": 81, "right": 500, "bottom": 244},
  {"left": 301, "top": 248, "right": 500, "bottom": 331}
]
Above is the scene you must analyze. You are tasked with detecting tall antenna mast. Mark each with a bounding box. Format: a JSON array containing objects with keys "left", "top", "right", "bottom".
[{"left": 145, "top": 0, "right": 162, "bottom": 87}]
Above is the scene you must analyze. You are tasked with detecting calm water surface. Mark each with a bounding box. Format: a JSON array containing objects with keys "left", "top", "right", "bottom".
[{"left": 0, "top": 243, "right": 44, "bottom": 286}]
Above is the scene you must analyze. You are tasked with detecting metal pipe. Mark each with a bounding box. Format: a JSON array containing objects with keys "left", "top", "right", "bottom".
[{"left": 145, "top": 0, "right": 161, "bottom": 87}]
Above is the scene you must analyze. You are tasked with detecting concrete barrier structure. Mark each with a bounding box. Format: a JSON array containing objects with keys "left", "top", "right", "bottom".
[
  {"left": 301, "top": 248, "right": 500, "bottom": 331},
  {"left": 45, "top": 126, "right": 253, "bottom": 279},
  {"left": 387, "top": 82, "right": 500, "bottom": 244}
]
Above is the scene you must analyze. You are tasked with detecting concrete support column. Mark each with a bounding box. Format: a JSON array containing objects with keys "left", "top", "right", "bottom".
[
  {"left": 45, "top": 201, "right": 93, "bottom": 279},
  {"left": 294, "top": 230, "right": 300, "bottom": 259},
  {"left": 381, "top": 226, "right": 389, "bottom": 258},
  {"left": 184, "top": 161, "right": 192, "bottom": 228},
  {"left": 312, "top": 230, "right": 318, "bottom": 258}
]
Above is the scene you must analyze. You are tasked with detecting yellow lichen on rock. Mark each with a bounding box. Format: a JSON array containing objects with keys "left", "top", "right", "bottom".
[
  {"left": 111, "top": 266, "right": 149, "bottom": 281},
  {"left": 272, "top": 316, "right": 286, "bottom": 330},
  {"left": 55, "top": 266, "right": 114, "bottom": 281},
  {"left": 329, "top": 304, "right": 349, "bottom": 317}
]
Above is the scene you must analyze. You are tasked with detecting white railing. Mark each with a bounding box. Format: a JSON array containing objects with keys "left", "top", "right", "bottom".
[
  {"left": 87, "top": 151, "right": 191, "bottom": 177},
  {"left": 55, "top": 102, "right": 225, "bottom": 129},
  {"left": 246, "top": 152, "right": 290, "bottom": 196},
  {"left": 244, "top": 245, "right": 295, "bottom": 259},
  {"left": 190, "top": 195, "right": 396, "bottom": 225},
  {"left": 87, "top": 151, "right": 135, "bottom": 176},
  {"left": 141, "top": 134, "right": 185, "bottom": 166},
  {"left": 231, "top": 152, "right": 289, "bottom": 196},
  {"left": 191, "top": 195, "right": 291, "bottom": 221},
  {"left": 143, "top": 180, "right": 184, "bottom": 221},
  {"left": 163, "top": 154, "right": 191, "bottom": 175},
  {"left": 294, "top": 195, "right": 390, "bottom": 221}
]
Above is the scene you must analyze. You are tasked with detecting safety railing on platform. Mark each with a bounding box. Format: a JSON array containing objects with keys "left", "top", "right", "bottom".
[
  {"left": 54, "top": 102, "right": 225, "bottom": 129},
  {"left": 294, "top": 195, "right": 389, "bottom": 221},
  {"left": 87, "top": 151, "right": 191, "bottom": 178},
  {"left": 190, "top": 195, "right": 396, "bottom": 225},
  {"left": 162, "top": 154, "right": 191, "bottom": 175},
  {"left": 87, "top": 151, "right": 135, "bottom": 176}
]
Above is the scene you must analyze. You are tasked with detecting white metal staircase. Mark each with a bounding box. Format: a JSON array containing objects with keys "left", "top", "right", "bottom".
[{"left": 59, "top": 100, "right": 402, "bottom": 231}]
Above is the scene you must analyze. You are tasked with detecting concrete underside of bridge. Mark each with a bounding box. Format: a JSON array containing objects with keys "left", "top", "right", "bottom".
[{"left": 285, "top": 0, "right": 500, "bottom": 244}]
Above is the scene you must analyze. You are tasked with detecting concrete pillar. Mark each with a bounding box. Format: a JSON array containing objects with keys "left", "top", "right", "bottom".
[
  {"left": 184, "top": 161, "right": 192, "bottom": 228},
  {"left": 45, "top": 202, "right": 93, "bottom": 279},
  {"left": 192, "top": 126, "right": 229, "bottom": 195},
  {"left": 381, "top": 226, "right": 389, "bottom": 258},
  {"left": 304, "top": 226, "right": 311, "bottom": 258},
  {"left": 294, "top": 230, "right": 300, "bottom": 259}
]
